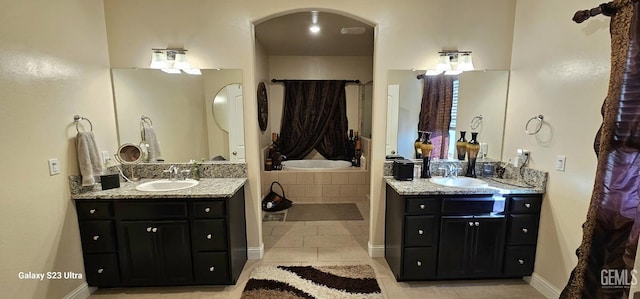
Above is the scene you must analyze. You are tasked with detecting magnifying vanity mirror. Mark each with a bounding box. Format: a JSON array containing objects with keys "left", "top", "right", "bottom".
[
  {"left": 111, "top": 68, "right": 244, "bottom": 163},
  {"left": 114, "top": 143, "right": 142, "bottom": 181},
  {"left": 386, "top": 70, "right": 509, "bottom": 160}
]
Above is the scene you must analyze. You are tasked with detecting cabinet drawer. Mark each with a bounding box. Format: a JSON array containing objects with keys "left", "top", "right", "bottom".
[
  {"left": 80, "top": 221, "right": 116, "bottom": 252},
  {"left": 404, "top": 216, "right": 436, "bottom": 247},
  {"left": 503, "top": 246, "right": 536, "bottom": 276},
  {"left": 194, "top": 201, "right": 226, "bottom": 218},
  {"left": 193, "top": 219, "right": 228, "bottom": 251},
  {"left": 507, "top": 215, "right": 539, "bottom": 245},
  {"left": 405, "top": 198, "right": 439, "bottom": 214},
  {"left": 194, "top": 252, "right": 230, "bottom": 283},
  {"left": 402, "top": 247, "right": 436, "bottom": 279},
  {"left": 84, "top": 253, "right": 120, "bottom": 287},
  {"left": 509, "top": 196, "right": 541, "bottom": 214},
  {"left": 76, "top": 202, "right": 113, "bottom": 219},
  {"left": 116, "top": 201, "right": 188, "bottom": 219}
]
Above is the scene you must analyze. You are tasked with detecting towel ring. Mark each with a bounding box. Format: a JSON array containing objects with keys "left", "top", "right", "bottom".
[
  {"left": 140, "top": 115, "right": 153, "bottom": 142},
  {"left": 525, "top": 115, "right": 544, "bottom": 135},
  {"left": 470, "top": 115, "right": 483, "bottom": 130},
  {"left": 73, "top": 115, "right": 93, "bottom": 133}
]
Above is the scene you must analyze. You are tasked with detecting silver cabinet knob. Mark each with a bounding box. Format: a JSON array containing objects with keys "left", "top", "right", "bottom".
[
  {"left": 97, "top": 268, "right": 104, "bottom": 274},
  {"left": 522, "top": 228, "right": 528, "bottom": 233},
  {"left": 152, "top": 227, "right": 158, "bottom": 233},
  {"left": 204, "top": 207, "right": 211, "bottom": 213},
  {"left": 418, "top": 229, "right": 424, "bottom": 235},
  {"left": 469, "top": 222, "right": 474, "bottom": 226},
  {"left": 524, "top": 203, "right": 531, "bottom": 208},
  {"left": 207, "top": 234, "right": 212, "bottom": 240},
  {"left": 416, "top": 261, "right": 422, "bottom": 267},
  {"left": 92, "top": 235, "right": 100, "bottom": 241},
  {"left": 209, "top": 266, "right": 215, "bottom": 272},
  {"left": 518, "top": 259, "right": 525, "bottom": 265},
  {"left": 89, "top": 209, "right": 96, "bottom": 214},
  {"left": 147, "top": 227, "right": 152, "bottom": 232},
  {"left": 419, "top": 204, "right": 425, "bottom": 210},
  {"left": 233, "top": 151, "right": 237, "bottom": 155},
  {"left": 474, "top": 222, "right": 479, "bottom": 227}
]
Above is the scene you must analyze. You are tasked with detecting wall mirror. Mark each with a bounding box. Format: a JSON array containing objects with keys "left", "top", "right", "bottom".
[
  {"left": 386, "top": 70, "right": 509, "bottom": 160},
  {"left": 111, "top": 68, "right": 244, "bottom": 163}
]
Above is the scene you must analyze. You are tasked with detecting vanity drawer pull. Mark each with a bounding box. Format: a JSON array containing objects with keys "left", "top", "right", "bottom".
[
  {"left": 207, "top": 234, "right": 212, "bottom": 240},
  {"left": 416, "top": 261, "right": 422, "bottom": 267},
  {"left": 419, "top": 204, "right": 425, "bottom": 210},
  {"left": 147, "top": 227, "right": 152, "bottom": 232},
  {"left": 522, "top": 228, "right": 528, "bottom": 233},
  {"left": 89, "top": 209, "right": 96, "bottom": 214},
  {"left": 92, "top": 235, "right": 100, "bottom": 241},
  {"left": 469, "top": 222, "right": 474, "bottom": 226},
  {"left": 524, "top": 203, "right": 531, "bottom": 209},
  {"left": 209, "top": 266, "right": 215, "bottom": 272},
  {"left": 97, "top": 268, "right": 104, "bottom": 274},
  {"left": 204, "top": 207, "right": 211, "bottom": 213},
  {"left": 474, "top": 222, "right": 479, "bottom": 227},
  {"left": 152, "top": 227, "right": 158, "bottom": 233},
  {"left": 418, "top": 229, "right": 423, "bottom": 235},
  {"left": 518, "top": 259, "right": 525, "bottom": 265}
]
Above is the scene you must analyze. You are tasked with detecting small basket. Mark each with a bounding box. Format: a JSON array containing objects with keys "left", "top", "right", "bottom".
[{"left": 261, "top": 181, "right": 292, "bottom": 212}]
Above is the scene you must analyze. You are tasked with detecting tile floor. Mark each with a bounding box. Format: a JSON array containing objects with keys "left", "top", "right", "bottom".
[{"left": 89, "top": 201, "right": 546, "bottom": 298}]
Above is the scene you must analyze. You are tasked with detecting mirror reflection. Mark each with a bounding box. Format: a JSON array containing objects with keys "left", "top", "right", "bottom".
[
  {"left": 111, "top": 69, "right": 243, "bottom": 163},
  {"left": 387, "top": 70, "right": 509, "bottom": 160}
]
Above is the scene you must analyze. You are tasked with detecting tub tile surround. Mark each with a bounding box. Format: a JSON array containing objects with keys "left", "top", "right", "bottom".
[{"left": 68, "top": 162, "right": 247, "bottom": 195}]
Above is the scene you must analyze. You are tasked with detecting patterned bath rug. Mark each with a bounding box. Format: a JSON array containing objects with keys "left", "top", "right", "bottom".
[{"left": 241, "top": 264, "right": 383, "bottom": 299}]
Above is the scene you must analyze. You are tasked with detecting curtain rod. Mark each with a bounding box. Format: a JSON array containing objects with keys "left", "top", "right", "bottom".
[
  {"left": 271, "top": 79, "right": 361, "bottom": 84},
  {"left": 572, "top": 0, "right": 639, "bottom": 24}
]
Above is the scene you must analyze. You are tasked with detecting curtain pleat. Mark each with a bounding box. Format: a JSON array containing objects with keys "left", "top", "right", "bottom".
[
  {"left": 417, "top": 74, "right": 455, "bottom": 159},
  {"left": 278, "top": 80, "right": 349, "bottom": 160}
]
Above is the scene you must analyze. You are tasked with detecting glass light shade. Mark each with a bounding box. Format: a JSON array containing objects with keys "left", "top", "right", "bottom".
[
  {"left": 149, "top": 51, "right": 167, "bottom": 69},
  {"left": 183, "top": 68, "right": 202, "bottom": 75},
  {"left": 435, "top": 55, "right": 452, "bottom": 72},
  {"left": 457, "top": 54, "right": 474, "bottom": 71},
  {"left": 173, "top": 53, "right": 190, "bottom": 70}
]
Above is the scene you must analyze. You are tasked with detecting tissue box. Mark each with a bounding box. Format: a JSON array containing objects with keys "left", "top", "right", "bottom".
[{"left": 100, "top": 174, "right": 120, "bottom": 190}]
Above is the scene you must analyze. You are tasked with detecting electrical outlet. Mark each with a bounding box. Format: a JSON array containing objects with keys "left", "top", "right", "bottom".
[
  {"left": 556, "top": 155, "right": 566, "bottom": 172},
  {"left": 48, "top": 158, "right": 60, "bottom": 176},
  {"left": 101, "top": 150, "right": 111, "bottom": 165}
]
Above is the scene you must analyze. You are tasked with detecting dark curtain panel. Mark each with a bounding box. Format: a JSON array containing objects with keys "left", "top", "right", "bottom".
[
  {"left": 417, "top": 74, "right": 456, "bottom": 159},
  {"left": 278, "top": 80, "right": 349, "bottom": 160}
]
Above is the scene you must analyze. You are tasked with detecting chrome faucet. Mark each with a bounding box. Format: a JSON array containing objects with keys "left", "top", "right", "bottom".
[
  {"left": 163, "top": 165, "right": 179, "bottom": 180},
  {"left": 438, "top": 163, "right": 462, "bottom": 178}
]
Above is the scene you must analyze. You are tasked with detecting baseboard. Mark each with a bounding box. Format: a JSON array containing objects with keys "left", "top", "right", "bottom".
[
  {"left": 62, "top": 282, "right": 95, "bottom": 299},
  {"left": 248, "top": 243, "right": 264, "bottom": 259},
  {"left": 524, "top": 272, "right": 561, "bottom": 299},
  {"left": 368, "top": 241, "right": 385, "bottom": 257}
]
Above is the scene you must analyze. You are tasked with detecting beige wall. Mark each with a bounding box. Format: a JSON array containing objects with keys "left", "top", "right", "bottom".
[
  {"left": 0, "top": 1, "right": 117, "bottom": 298},
  {"left": 202, "top": 69, "right": 243, "bottom": 160},
  {"left": 507, "top": 0, "right": 610, "bottom": 293},
  {"left": 268, "top": 55, "right": 373, "bottom": 137}
]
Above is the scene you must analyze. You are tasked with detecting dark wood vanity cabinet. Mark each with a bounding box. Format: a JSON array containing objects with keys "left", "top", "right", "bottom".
[
  {"left": 74, "top": 187, "right": 247, "bottom": 287},
  {"left": 385, "top": 184, "right": 543, "bottom": 281}
]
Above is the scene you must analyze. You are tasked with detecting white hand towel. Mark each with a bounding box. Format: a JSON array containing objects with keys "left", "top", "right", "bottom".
[
  {"left": 143, "top": 127, "right": 162, "bottom": 162},
  {"left": 76, "top": 131, "right": 104, "bottom": 186}
]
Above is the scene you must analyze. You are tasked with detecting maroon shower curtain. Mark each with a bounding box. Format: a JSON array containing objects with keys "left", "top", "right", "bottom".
[
  {"left": 278, "top": 80, "right": 349, "bottom": 160},
  {"left": 418, "top": 74, "right": 456, "bottom": 159},
  {"left": 563, "top": 1, "right": 640, "bottom": 297}
]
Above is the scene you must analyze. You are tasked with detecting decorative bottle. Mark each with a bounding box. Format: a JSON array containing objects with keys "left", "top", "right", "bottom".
[
  {"left": 465, "top": 132, "right": 480, "bottom": 178},
  {"left": 456, "top": 131, "right": 468, "bottom": 161},
  {"left": 414, "top": 131, "right": 423, "bottom": 159},
  {"left": 420, "top": 132, "right": 434, "bottom": 178}
]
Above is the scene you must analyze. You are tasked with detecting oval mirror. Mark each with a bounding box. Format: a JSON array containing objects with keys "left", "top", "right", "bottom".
[
  {"left": 116, "top": 143, "right": 142, "bottom": 164},
  {"left": 212, "top": 86, "right": 230, "bottom": 133}
]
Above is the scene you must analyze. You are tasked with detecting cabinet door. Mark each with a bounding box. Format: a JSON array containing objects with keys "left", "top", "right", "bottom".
[
  {"left": 437, "top": 217, "right": 473, "bottom": 278},
  {"left": 469, "top": 216, "right": 504, "bottom": 277},
  {"left": 119, "top": 221, "right": 158, "bottom": 285},
  {"left": 155, "top": 221, "right": 193, "bottom": 284}
]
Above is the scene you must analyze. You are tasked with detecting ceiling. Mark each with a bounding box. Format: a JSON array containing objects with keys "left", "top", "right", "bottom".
[{"left": 255, "top": 12, "right": 374, "bottom": 56}]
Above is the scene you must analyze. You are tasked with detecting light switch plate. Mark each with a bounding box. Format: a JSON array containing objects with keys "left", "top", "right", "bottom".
[
  {"left": 556, "top": 155, "right": 566, "bottom": 172},
  {"left": 48, "top": 158, "right": 60, "bottom": 175}
]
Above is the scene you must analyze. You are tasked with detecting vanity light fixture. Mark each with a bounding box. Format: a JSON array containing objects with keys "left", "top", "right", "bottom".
[
  {"left": 428, "top": 50, "right": 475, "bottom": 75},
  {"left": 149, "top": 48, "right": 201, "bottom": 75}
]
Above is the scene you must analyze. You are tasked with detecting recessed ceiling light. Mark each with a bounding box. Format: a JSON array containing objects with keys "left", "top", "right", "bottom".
[{"left": 309, "top": 25, "right": 320, "bottom": 34}]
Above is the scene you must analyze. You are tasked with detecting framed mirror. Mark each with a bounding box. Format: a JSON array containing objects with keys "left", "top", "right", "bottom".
[
  {"left": 111, "top": 68, "right": 243, "bottom": 163},
  {"left": 387, "top": 70, "right": 509, "bottom": 160},
  {"left": 257, "top": 82, "right": 268, "bottom": 131},
  {"left": 115, "top": 143, "right": 142, "bottom": 163}
]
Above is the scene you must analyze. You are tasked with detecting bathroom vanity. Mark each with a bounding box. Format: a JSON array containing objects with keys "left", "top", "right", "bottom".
[
  {"left": 72, "top": 178, "right": 247, "bottom": 287},
  {"left": 385, "top": 177, "right": 543, "bottom": 281}
]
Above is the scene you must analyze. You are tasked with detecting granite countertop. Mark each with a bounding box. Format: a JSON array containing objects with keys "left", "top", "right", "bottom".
[
  {"left": 72, "top": 178, "right": 247, "bottom": 200},
  {"left": 385, "top": 176, "right": 544, "bottom": 196}
]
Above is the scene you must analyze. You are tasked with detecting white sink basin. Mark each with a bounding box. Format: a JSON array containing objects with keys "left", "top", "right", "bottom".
[
  {"left": 429, "top": 177, "right": 489, "bottom": 188},
  {"left": 135, "top": 179, "right": 199, "bottom": 192}
]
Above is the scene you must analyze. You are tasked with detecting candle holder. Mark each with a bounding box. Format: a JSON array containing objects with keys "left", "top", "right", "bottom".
[{"left": 465, "top": 132, "right": 480, "bottom": 178}]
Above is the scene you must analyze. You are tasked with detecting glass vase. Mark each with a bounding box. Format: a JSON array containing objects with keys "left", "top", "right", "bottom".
[
  {"left": 420, "top": 132, "right": 433, "bottom": 178},
  {"left": 456, "top": 131, "right": 468, "bottom": 161},
  {"left": 414, "top": 131, "right": 423, "bottom": 159},
  {"left": 465, "top": 132, "right": 480, "bottom": 178}
]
